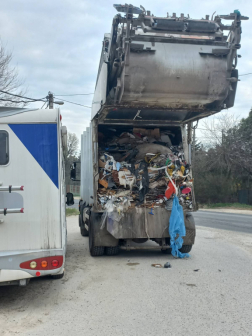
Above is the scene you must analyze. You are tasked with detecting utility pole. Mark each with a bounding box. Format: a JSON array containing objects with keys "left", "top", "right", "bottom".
[
  {"left": 192, "top": 125, "right": 196, "bottom": 168},
  {"left": 48, "top": 91, "right": 54, "bottom": 109},
  {"left": 46, "top": 91, "right": 64, "bottom": 109}
]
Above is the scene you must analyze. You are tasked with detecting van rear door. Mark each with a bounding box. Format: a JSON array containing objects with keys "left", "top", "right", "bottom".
[{"left": 0, "top": 109, "right": 61, "bottom": 252}]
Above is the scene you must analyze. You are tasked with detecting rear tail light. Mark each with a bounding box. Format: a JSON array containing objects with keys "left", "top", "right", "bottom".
[
  {"left": 20, "top": 256, "right": 63, "bottom": 270},
  {"left": 51, "top": 260, "right": 59, "bottom": 267},
  {"left": 30, "top": 261, "right": 37, "bottom": 269},
  {"left": 41, "top": 260, "right": 48, "bottom": 268}
]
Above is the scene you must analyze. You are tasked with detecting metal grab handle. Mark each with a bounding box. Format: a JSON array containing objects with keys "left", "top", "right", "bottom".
[
  {"left": 0, "top": 186, "right": 24, "bottom": 192},
  {"left": 0, "top": 208, "right": 24, "bottom": 215}
]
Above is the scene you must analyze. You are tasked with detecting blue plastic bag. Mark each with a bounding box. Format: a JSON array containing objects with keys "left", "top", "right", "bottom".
[{"left": 169, "top": 196, "right": 190, "bottom": 258}]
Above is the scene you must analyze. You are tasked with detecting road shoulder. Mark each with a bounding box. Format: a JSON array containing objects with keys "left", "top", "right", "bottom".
[{"left": 199, "top": 208, "right": 252, "bottom": 215}]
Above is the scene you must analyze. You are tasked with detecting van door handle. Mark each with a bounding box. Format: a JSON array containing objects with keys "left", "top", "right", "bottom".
[
  {"left": 0, "top": 208, "right": 24, "bottom": 215},
  {"left": 0, "top": 186, "right": 24, "bottom": 192}
]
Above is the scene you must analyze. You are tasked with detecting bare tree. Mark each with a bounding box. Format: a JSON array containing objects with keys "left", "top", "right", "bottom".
[
  {"left": 65, "top": 132, "right": 79, "bottom": 158},
  {"left": 0, "top": 41, "right": 27, "bottom": 107},
  {"left": 64, "top": 132, "right": 80, "bottom": 185},
  {"left": 201, "top": 113, "right": 252, "bottom": 178},
  {"left": 201, "top": 113, "right": 239, "bottom": 148},
  {"left": 194, "top": 112, "right": 252, "bottom": 203},
  {"left": 199, "top": 113, "right": 240, "bottom": 174}
]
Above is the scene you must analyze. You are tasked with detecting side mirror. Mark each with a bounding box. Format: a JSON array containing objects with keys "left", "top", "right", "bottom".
[
  {"left": 70, "top": 162, "right": 76, "bottom": 180},
  {"left": 66, "top": 192, "right": 74, "bottom": 206}
]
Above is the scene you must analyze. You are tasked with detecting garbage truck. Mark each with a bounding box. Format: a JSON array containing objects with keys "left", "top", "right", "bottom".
[
  {"left": 0, "top": 107, "right": 67, "bottom": 285},
  {"left": 75, "top": 4, "right": 248, "bottom": 256}
]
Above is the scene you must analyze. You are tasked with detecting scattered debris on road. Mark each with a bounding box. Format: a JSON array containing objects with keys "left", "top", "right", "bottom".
[
  {"left": 151, "top": 263, "right": 163, "bottom": 268},
  {"left": 127, "top": 263, "right": 140, "bottom": 266},
  {"left": 164, "top": 262, "right": 172, "bottom": 268}
]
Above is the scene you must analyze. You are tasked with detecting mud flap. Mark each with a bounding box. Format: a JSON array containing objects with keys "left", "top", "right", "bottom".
[
  {"left": 183, "top": 212, "right": 196, "bottom": 245},
  {"left": 91, "top": 212, "right": 119, "bottom": 247}
]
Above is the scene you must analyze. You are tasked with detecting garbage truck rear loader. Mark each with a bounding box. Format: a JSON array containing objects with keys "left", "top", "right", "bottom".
[{"left": 77, "top": 5, "right": 248, "bottom": 256}]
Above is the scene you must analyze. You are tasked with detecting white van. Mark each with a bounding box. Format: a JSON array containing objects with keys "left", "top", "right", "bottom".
[{"left": 0, "top": 107, "right": 67, "bottom": 286}]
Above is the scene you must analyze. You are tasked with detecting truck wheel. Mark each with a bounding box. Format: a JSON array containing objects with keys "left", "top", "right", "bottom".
[
  {"left": 89, "top": 213, "right": 104, "bottom": 257},
  {"left": 161, "top": 248, "right": 172, "bottom": 254},
  {"left": 179, "top": 245, "right": 192, "bottom": 253},
  {"left": 90, "top": 244, "right": 105, "bottom": 257},
  {"left": 79, "top": 213, "right": 89, "bottom": 236},
  {"left": 105, "top": 246, "right": 120, "bottom": 256},
  {"left": 80, "top": 226, "right": 89, "bottom": 237},
  {"left": 51, "top": 272, "right": 64, "bottom": 279}
]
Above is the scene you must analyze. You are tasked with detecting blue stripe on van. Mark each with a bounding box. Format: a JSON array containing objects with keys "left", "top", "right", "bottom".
[{"left": 9, "top": 124, "right": 59, "bottom": 188}]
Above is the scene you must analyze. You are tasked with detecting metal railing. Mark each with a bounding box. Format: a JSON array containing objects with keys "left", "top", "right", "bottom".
[
  {"left": 0, "top": 185, "right": 24, "bottom": 216},
  {"left": 0, "top": 185, "right": 24, "bottom": 192},
  {"left": 0, "top": 208, "right": 24, "bottom": 215}
]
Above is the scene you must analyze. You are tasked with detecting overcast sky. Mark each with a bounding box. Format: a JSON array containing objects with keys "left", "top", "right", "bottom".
[{"left": 1, "top": 0, "right": 251, "bottom": 143}]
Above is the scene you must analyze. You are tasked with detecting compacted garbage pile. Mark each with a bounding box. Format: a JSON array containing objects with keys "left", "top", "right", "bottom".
[{"left": 97, "top": 127, "right": 193, "bottom": 221}]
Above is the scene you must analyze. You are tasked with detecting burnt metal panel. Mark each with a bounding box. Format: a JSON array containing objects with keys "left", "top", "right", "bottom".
[
  {"left": 105, "top": 208, "right": 196, "bottom": 244},
  {"left": 121, "top": 43, "right": 229, "bottom": 109},
  {"left": 106, "top": 208, "right": 171, "bottom": 239}
]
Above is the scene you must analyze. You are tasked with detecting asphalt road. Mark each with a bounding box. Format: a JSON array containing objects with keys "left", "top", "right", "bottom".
[{"left": 194, "top": 210, "right": 252, "bottom": 234}]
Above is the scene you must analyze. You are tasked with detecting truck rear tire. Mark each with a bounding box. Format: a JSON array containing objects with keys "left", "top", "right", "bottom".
[
  {"left": 90, "top": 245, "right": 105, "bottom": 256},
  {"left": 89, "top": 213, "right": 105, "bottom": 257},
  {"left": 161, "top": 248, "right": 172, "bottom": 254},
  {"left": 179, "top": 245, "right": 192, "bottom": 253},
  {"left": 80, "top": 225, "right": 89, "bottom": 237},
  {"left": 105, "top": 246, "right": 120, "bottom": 256},
  {"left": 79, "top": 212, "right": 89, "bottom": 237}
]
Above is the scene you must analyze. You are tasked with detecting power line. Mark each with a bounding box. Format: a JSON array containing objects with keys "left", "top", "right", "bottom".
[
  {"left": 0, "top": 98, "right": 35, "bottom": 104},
  {"left": 40, "top": 101, "right": 47, "bottom": 109},
  {"left": 239, "top": 73, "right": 252, "bottom": 77},
  {"left": 57, "top": 98, "right": 91, "bottom": 108},
  {"left": 54, "top": 93, "right": 94, "bottom": 96},
  {"left": 0, "top": 90, "right": 46, "bottom": 102}
]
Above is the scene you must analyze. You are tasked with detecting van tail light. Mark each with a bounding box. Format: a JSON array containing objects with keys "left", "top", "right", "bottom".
[
  {"left": 20, "top": 256, "right": 63, "bottom": 271},
  {"left": 41, "top": 260, "right": 48, "bottom": 268},
  {"left": 51, "top": 260, "right": 59, "bottom": 267}
]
